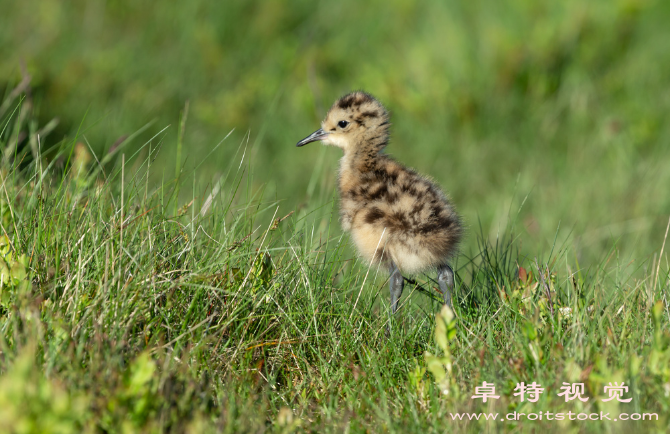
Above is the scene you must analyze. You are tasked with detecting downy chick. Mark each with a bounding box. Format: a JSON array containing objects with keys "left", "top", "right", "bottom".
[{"left": 297, "top": 91, "right": 462, "bottom": 314}]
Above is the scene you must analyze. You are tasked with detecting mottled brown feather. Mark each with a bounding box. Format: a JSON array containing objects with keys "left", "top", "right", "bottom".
[{"left": 304, "top": 91, "right": 462, "bottom": 274}]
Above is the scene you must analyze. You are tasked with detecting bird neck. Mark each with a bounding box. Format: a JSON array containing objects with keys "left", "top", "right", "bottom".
[{"left": 342, "top": 132, "right": 388, "bottom": 173}]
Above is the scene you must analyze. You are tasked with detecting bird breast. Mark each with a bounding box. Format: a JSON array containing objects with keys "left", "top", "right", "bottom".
[{"left": 338, "top": 157, "right": 461, "bottom": 274}]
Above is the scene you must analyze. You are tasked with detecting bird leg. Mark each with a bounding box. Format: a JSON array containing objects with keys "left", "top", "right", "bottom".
[
  {"left": 437, "top": 264, "right": 454, "bottom": 307},
  {"left": 389, "top": 261, "right": 404, "bottom": 315}
]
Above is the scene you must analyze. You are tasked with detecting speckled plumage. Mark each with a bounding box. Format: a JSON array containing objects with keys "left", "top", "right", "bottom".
[{"left": 297, "top": 91, "right": 463, "bottom": 313}]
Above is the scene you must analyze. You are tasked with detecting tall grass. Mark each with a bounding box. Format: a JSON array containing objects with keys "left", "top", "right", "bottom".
[
  {"left": 1, "top": 86, "right": 669, "bottom": 433},
  {"left": 2, "top": 0, "right": 670, "bottom": 266}
]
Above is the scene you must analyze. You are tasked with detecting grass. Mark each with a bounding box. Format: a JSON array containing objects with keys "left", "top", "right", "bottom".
[
  {"left": 1, "top": 0, "right": 670, "bottom": 432},
  {"left": 1, "top": 87, "right": 669, "bottom": 433},
  {"left": 2, "top": 0, "right": 670, "bottom": 264}
]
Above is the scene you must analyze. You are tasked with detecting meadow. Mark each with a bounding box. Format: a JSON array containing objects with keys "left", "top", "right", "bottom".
[{"left": 1, "top": 0, "right": 669, "bottom": 432}]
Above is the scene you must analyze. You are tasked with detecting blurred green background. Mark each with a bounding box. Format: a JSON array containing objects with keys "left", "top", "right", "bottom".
[{"left": 2, "top": 0, "right": 669, "bottom": 263}]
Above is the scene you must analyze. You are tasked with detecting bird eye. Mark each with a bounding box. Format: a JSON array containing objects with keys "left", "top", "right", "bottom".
[{"left": 338, "top": 120, "right": 349, "bottom": 128}]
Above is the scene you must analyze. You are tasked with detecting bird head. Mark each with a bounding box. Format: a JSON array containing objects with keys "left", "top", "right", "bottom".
[{"left": 297, "top": 91, "right": 390, "bottom": 153}]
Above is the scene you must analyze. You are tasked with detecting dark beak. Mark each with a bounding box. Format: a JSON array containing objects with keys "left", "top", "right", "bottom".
[{"left": 296, "top": 128, "right": 329, "bottom": 147}]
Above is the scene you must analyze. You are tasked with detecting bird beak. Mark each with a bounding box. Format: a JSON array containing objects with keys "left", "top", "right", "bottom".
[{"left": 296, "top": 128, "right": 329, "bottom": 147}]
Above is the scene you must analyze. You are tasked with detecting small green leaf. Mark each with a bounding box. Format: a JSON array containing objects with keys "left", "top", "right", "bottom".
[
  {"left": 652, "top": 300, "right": 663, "bottom": 325},
  {"left": 440, "top": 304, "right": 455, "bottom": 324},
  {"left": 425, "top": 354, "right": 446, "bottom": 384},
  {"left": 0, "top": 258, "right": 9, "bottom": 284},
  {"left": 435, "top": 313, "right": 448, "bottom": 352},
  {"left": 126, "top": 352, "right": 156, "bottom": 396},
  {"left": 0, "top": 235, "right": 10, "bottom": 256},
  {"left": 523, "top": 320, "right": 537, "bottom": 341},
  {"left": 10, "top": 260, "right": 26, "bottom": 284}
]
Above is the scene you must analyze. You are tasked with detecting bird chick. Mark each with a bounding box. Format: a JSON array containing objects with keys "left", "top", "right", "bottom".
[{"left": 297, "top": 91, "right": 462, "bottom": 314}]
